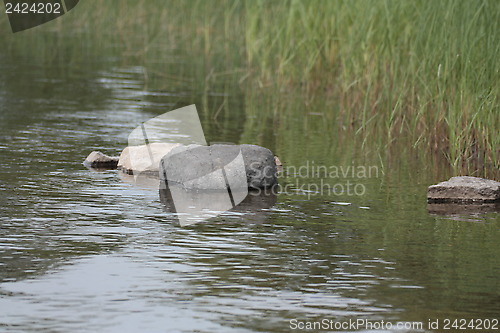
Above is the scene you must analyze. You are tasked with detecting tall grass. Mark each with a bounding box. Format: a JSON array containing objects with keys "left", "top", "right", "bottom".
[
  {"left": 1, "top": 0, "right": 498, "bottom": 177},
  {"left": 244, "top": 0, "right": 499, "bottom": 177}
]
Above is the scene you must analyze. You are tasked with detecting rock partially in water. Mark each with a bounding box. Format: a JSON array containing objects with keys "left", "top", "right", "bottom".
[
  {"left": 157, "top": 144, "right": 277, "bottom": 226},
  {"left": 117, "top": 142, "right": 182, "bottom": 175},
  {"left": 427, "top": 176, "right": 500, "bottom": 203},
  {"left": 160, "top": 144, "right": 278, "bottom": 190},
  {"left": 83, "top": 151, "right": 119, "bottom": 169}
]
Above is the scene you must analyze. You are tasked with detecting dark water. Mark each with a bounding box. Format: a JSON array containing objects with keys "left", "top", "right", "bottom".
[{"left": 0, "top": 52, "right": 499, "bottom": 333}]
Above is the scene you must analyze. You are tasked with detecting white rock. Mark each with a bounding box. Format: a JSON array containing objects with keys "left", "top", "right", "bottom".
[{"left": 118, "top": 142, "right": 182, "bottom": 175}]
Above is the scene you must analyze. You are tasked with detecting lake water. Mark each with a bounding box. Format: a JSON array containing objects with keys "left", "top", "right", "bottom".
[{"left": 0, "top": 47, "right": 499, "bottom": 333}]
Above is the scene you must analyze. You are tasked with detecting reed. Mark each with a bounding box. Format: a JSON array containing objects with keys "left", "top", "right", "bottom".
[
  {"left": 243, "top": 0, "right": 499, "bottom": 177},
  {"left": 1, "top": 0, "right": 498, "bottom": 177}
]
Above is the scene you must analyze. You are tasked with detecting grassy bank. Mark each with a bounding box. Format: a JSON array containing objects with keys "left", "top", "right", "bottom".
[{"left": 1, "top": 0, "right": 498, "bottom": 177}]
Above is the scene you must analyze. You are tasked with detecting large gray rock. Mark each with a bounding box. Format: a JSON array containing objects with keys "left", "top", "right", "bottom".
[
  {"left": 427, "top": 176, "right": 500, "bottom": 203},
  {"left": 83, "top": 151, "right": 119, "bottom": 169},
  {"left": 160, "top": 144, "right": 278, "bottom": 190},
  {"left": 117, "top": 142, "right": 182, "bottom": 175}
]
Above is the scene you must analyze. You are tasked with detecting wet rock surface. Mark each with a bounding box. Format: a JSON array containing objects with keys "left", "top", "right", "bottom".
[
  {"left": 427, "top": 176, "right": 500, "bottom": 203},
  {"left": 83, "top": 151, "right": 119, "bottom": 169},
  {"left": 160, "top": 144, "right": 278, "bottom": 190}
]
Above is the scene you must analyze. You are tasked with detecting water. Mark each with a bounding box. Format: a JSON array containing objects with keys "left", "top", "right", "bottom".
[{"left": 0, "top": 51, "right": 499, "bottom": 333}]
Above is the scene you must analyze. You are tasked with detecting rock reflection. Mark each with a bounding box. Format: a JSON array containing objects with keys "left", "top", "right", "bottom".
[
  {"left": 118, "top": 172, "right": 160, "bottom": 189},
  {"left": 427, "top": 202, "right": 500, "bottom": 216},
  {"left": 159, "top": 185, "right": 277, "bottom": 225},
  {"left": 118, "top": 172, "right": 277, "bottom": 225}
]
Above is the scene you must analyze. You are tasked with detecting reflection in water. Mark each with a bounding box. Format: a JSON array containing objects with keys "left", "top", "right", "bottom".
[
  {"left": 1, "top": 59, "right": 499, "bottom": 333},
  {"left": 428, "top": 202, "right": 500, "bottom": 215},
  {"left": 159, "top": 186, "right": 277, "bottom": 226},
  {"left": 118, "top": 172, "right": 160, "bottom": 189},
  {"left": 0, "top": 234, "right": 393, "bottom": 333},
  {"left": 128, "top": 104, "right": 207, "bottom": 147}
]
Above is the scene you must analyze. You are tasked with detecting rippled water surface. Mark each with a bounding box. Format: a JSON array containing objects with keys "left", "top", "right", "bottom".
[{"left": 1, "top": 54, "right": 499, "bottom": 333}]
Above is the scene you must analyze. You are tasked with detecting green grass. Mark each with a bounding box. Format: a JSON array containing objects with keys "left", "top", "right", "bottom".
[
  {"left": 1, "top": 0, "right": 498, "bottom": 178},
  {"left": 243, "top": 0, "right": 499, "bottom": 177}
]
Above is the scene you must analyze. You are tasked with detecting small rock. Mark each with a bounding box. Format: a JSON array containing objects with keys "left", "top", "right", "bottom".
[
  {"left": 274, "top": 156, "right": 283, "bottom": 172},
  {"left": 427, "top": 176, "right": 500, "bottom": 203},
  {"left": 117, "top": 142, "right": 182, "bottom": 175},
  {"left": 83, "top": 151, "right": 119, "bottom": 169}
]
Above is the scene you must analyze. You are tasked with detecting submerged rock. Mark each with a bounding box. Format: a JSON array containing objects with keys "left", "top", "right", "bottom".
[
  {"left": 117, "top": 142, "right": 182, "bottom": 175},
  {"left": 427, "top": 176, "right": 500, "bottom": 203},
  {"left": 160, "top": 144, "right": 278, "bottom": 190},
  {"left": 83, "top": 151, "right": 119, "bottom": 169}
]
